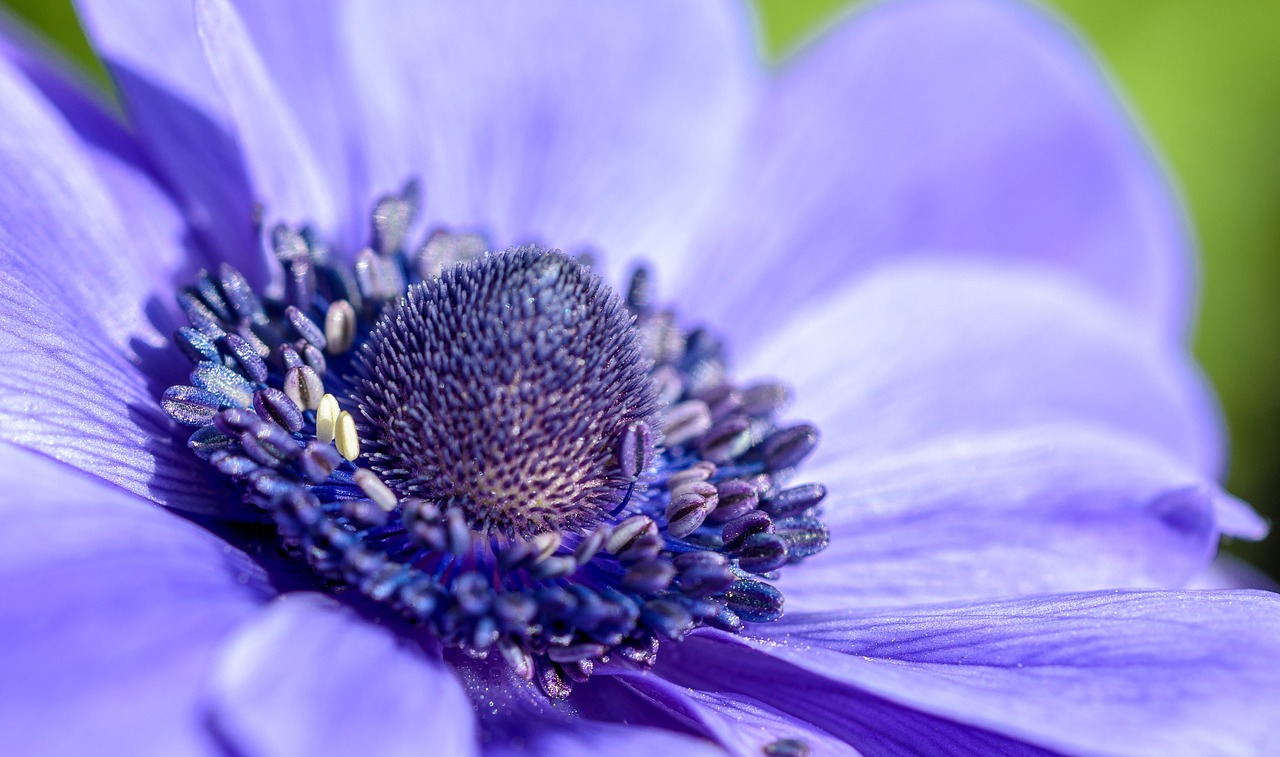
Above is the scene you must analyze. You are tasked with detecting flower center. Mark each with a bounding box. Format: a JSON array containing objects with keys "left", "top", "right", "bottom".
[
  {"left": 352, "top": 248, "right": 656, "bottom": 539},
  {"left": 159, "top": 182, "right": 830, "bottom": 698}
]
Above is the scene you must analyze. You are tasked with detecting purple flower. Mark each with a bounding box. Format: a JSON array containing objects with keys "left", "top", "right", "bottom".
[{"left": 0, "top": 0, "right": 1277, "bottom": 754}]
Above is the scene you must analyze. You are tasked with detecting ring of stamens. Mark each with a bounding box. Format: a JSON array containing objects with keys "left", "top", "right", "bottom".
[{"left": 160, "top": 181, "right": 830, "bottom": 699}]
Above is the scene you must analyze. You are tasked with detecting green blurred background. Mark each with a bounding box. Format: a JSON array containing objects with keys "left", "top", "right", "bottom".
[{"left": 6, "top": 0, "right": 1279, "bottom": 579}]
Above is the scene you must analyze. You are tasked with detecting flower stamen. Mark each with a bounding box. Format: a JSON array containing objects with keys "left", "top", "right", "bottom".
[{"left": 159, "top": 181, "right": 830, "bottom": 698}]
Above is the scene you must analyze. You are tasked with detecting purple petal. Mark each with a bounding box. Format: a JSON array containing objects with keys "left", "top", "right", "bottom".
[
  {"left": 482, "top": 721, "right": 725, "bottom": 757},
  {"left": 741, "top": 261, "right": 1223, "bottom": 477},
  {"left": 782, "top": 425, "right": 1241, "bottom": 612},
  {"left": 194, "top": 0, "right": 338, "bottom": 236},
  {"left": 662, "top": 590, "right": 1280, "bottom": 756},
  {"left": 209, "top": 593, "right": 478, "bottom": 757},
  {"left": 679, "top": 0, "right": 1192, "bottom": 351},
  {"left": 602, "top": 672, "right": 859, "bottom": 757},
  {"left": 338, "top": 0, "right": 758, "bottom": 281},
  {"left": 73, "top": 0, "right": 264, "bottom": 280},
  {"left": 0, "top": 444, "right": 271, "bottom": 754},
  {"left": 0, "top": 49, "right": 236, "bottom": 513}
]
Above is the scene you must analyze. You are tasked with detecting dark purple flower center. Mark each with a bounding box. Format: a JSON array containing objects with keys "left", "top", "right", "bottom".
[
  {"left": 353, "top": 248, "right": 657, "bottom": 538},
  {"left": 160, "top": 181, "right": 831, "bottom": 698}
]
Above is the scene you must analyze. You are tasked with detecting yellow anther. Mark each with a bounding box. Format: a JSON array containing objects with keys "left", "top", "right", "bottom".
[
  {"left": 316, "top": 393, "right": 340, "bottom": 444},
  {"left": 354, "top": 469, "right": 398, "bottom": 512},
  {"left": 335, "top": 410, "right": 361, "bottom": 461}
]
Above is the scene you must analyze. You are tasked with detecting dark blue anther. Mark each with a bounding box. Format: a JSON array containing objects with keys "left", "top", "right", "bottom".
[
  {"left": 362, "top": 564, "right": 409, "bottom": 602},
  {"left": 737, "top": 532, "right": 789, "bottom": 574},
  {"left": 774, "top": 517, "right": 831, "bottom": 560},
  {"left": 209, "top": 449, "right": 259, "bottom": 477},
  {"left": 710, "top": 479, "right": 759, "bottom": 523},
  {"left": 175, "top": 326, "right": 220, "bottom": 364},
  {"left": 761, "top": 424, "right": 820, "bottom": 471},
  {"left": 445, "top": 508, "right": 471, "bottom": 556},
  {"left": 528, "top": 556, "right": 576, "bottom": 581},
  {"left": 619, "top": 420, "right": 654, "bottom": 479},
  {"left": 666, "top": 484, "right": 718, "bottom": 539},
  {"left": 253, "top": 388, "right": 303, "bottom": 433},
  {"left": 242, "top": 421, "right": 301, "bottom": 466},
  {"left": 699, "top": 415, "right": 753, "bottom": 463},
  {"left": 285, "top": 305, "right": 328, "bottom": 351},
  {"left": 285, "top": 255, "right": 317, "bottom": 309},
  {"left": 572, "top": 527, "right": 608, "bottom": 564},
  {"left": 622, "top": 558, "right": 676, "bottom": 593},
  {"left": 569, "top": 586, "right": 609, "bottom": 630},
  {"left": 213, "top": 407, "right": 261, "bottom": 436},
  {"left": 674, "top": 553, "right": 735, "bottom": 596},
  {"left": 723, "top": 510, "right": 775, "bottom": 551},
  {"left": 188, "top": 425, "right": 232, "bottom": 459},
  {"left": 761, "top": 483, "right": 827, "bottom": 519},
  {"left": 278, "top": 344, "right": 303, "bottom": 371},
  {"left": 641, "top": 599, "right": 693, "bottom": 640},
  {"left": 493, "top": 593, "right": 538, "bottom": 632},
  {"left": 399, "top": 577, "right": 440, "bottom": 617},
  {"left": 764, "top": 738, "right": 811, "bottom": 757},
  {"left": 161, "top": 385, "right": 224, "bottom": 426},
  {"left": 298, "top": 441, "right": 343, "bottom": 483},
  {"left": 722, "top": 579, "right": 783, "bottom": 623},
  {"left": 177, "top": 290, "right": 223, "bottom": 335},
  {"left": 223, "top": 333, "right": 268, "bottom": 384},
  {"left": 188, "top": 277, "right": 230, "bottom": 325},
  {"left": 297, "top": 340, "right": 326, "bottom": 376},
  {"left": 453, "top": 572, "right": 492, "bottom": 616},
  {"left": 548, "top": 642, "right": 606, "bottom": 664},
  {"left": 191, "top": 361, "right": 254, "bottom": 408},
  {"left": 471, "top": 616, "right": 500, "bottom": 652},
  {"left": 341, "top": 498, "right": 389, "bottom": 528},
  {"left": 245, "top": 468, "right": 297, "bottom": 504},
  {"left": 219, "top": 263, "right": 267, "bottom": 325}
]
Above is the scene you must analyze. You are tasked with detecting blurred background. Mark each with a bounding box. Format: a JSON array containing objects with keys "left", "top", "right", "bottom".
[{"left": 5, "top": 0, "right": 1278, "bottom": 580}]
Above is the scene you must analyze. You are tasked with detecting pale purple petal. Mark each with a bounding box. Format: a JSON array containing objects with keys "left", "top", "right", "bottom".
[
  {"left": 194, "top": 0, "right": 339, "bottom": 237},
  {"left": 209, "top": 593, "right": 478, "bottom": 757},
  {"left": 338, "top": 0, "right": 758, "bottom": 282},
  {"left": 782, "top": 425, "right": 1234, "bottom": 611},
  {"left": 0, "top": 10, "right": 199, "bottom": 292},
  {"left": 0, "top": 49, "right": 234, "bottom": 513},
  {"left": 1188, "top": 554, "right": 1280, "bottom": 591},
  {"left": 742, "top": 261, "right": 1223, "bottom": 477},
  {"left": 657, "top": 635, "right": 1047, "bottom": 756},
  {"left": 73, "top": 0, "right": 264, "bottom": 280},
  {"left": 661, "top": 591, "right": 1280, "bottom": 756},
  {"left": 0, "top": 444, "right": 271, "bottom": 754},
  {"left": 223, "top": 0, "right": 361, "bottom": 248},
  {"left": 679, "top": 0, "right": 1192, "bottom": 351}
]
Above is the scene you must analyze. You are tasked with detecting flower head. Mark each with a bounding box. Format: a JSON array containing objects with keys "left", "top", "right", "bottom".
[{"left": 1, "top": 0, "right": 1278, "bottom": 755}]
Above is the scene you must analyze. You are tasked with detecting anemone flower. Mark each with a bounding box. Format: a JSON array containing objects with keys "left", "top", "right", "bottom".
[{"left": 1, "top": 0, "right": 1277, "bottom": 755}]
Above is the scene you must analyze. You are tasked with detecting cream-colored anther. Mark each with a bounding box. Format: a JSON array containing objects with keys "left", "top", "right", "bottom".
[
  {"left": 354, "top": 469, "right": 397, "bottom": 512},
  {"left": 315, "top": 393, "right": 340, "bottom": 444},
  {"left": 335, "top": 410, "right": 361, "bottom": 461},
  {"left": 324, "top": 300, "right": 357, "bottom": 355}
]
